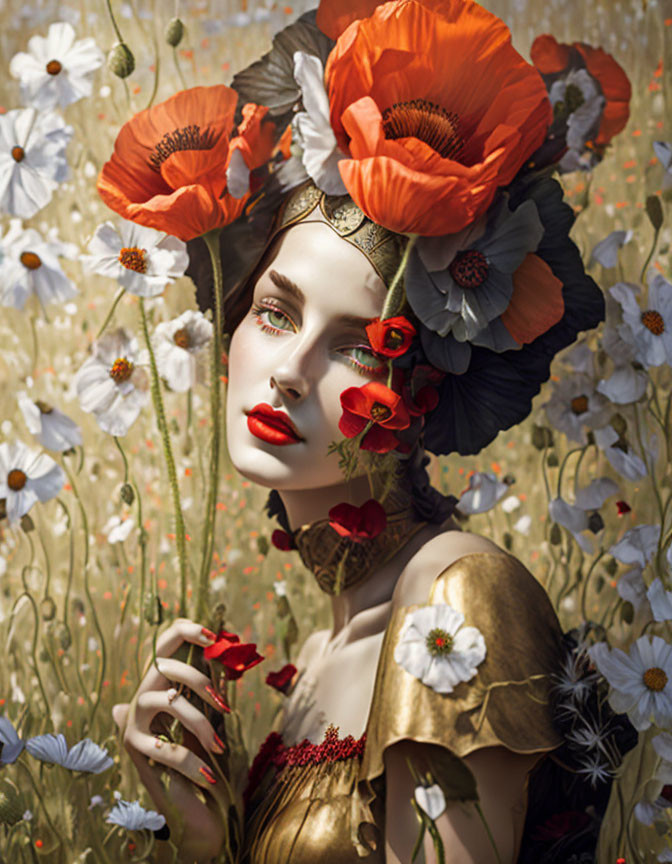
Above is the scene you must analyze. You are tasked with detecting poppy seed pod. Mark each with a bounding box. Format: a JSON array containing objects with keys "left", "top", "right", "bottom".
[
  {"left": 0, "top": 781, "right": 25, "bottom": 826},
  {"left": 165, "top": 17, "right": 185, "bottom": 47},
  {"left": 107, "top": 42, "right": 135, "bottom": 79},
  {"left": 120, "top": 482, "right": 134, "bottom": 505}
]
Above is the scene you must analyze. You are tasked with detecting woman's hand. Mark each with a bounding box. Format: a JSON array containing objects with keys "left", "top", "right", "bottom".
[{"left": 113, "top": 619, "right": 231, "bottom": 863}]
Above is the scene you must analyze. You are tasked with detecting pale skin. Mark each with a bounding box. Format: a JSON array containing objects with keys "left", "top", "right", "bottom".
[{"left": 113, "top": 221, "right": 544, "bottom": 863}]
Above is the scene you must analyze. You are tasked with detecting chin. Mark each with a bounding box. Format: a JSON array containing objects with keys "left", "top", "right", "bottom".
[{"left": 229, "top": 439, "right": 342, "bottom": 492}]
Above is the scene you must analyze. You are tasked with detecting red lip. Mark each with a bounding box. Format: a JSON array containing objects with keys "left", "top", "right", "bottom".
[{"left": 246, "top": 404, "right": 303, "bottom": 446}]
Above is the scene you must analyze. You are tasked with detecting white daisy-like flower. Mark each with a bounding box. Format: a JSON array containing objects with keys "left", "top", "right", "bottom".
[
  {"left": 589, "top": 229, "right": 633, "bottom": 269},
  {"left": 654, "top": 141, "right": 672, "bottom": 174},
  {"left": 0, "top": 108, "right": 72, "bottom": 219},
  {"left": 0, "top": 440, "right": 64, "bottom": 525},
  {"left": 455, "top": 471, "right": 508, "bottom": 516},
  {"left": 414, "top": 784, "right": 446, "bottom": 821},
  {"left": 594, "top": 425, "right": 648, "bottom": 481},
  {"left": 102, "top": 514, "right": 134, "bottom": 544},
  {"left": 543, "top": 373, "right": 611, "bottom": 444},
  {"left": 17, "top": 392, "right": 82, "bottom": 452},
  {"left": 596, "top": 364, "right": 648, "bottom": 405},
  {"left": 106, "top": 799, "right": 166, "bottom": 831},
  {"left": 513, "top": 514, "right": 531, "bottom": 536},
  {"left": 9, "top": 22, "right": 104, "bottom": 111},
  {"left": 292, "top": 51, "right": 346, "bottom": 196},
  {"left": 601, "top": 321, "right": 638, "bottom": 365},
  {"left": 617, "top": 568, "right": 650, "bottom": 615},
  {"left": 611, "top": 277, "right": 672, "bottom": 369},
  {"left": 25, "top": 733, "right": 113, "bottom": 773},
  {"left": 152, "top": 309, "right": 213, "bottom": 392},
  {"left": 549, "top": 68, "right": 605, "bottom": 174},
  {"left": 74, "top": 328, "right": 149, "bottom": 437},
  {"left": 394, "top": 604, "right": 486, "bottom": 695},
  {"left": 0, "top": 717, "right": 25, "bottom": 764},
  {"left": 562, "top": 341, "right": 595, "bottom": 375},
  {"left": 548, "top": 477, "right": 618, "bottom": 554},
  {"left": 610, "top": 524, "right": 661, "bottom": 569},
  {"left": 588, "top": 635, "right": 672, "bottom": 731},
  {"left": 648, "top": 579, "right": 672, "bottom": 623},
  {"left": 81, "top": 220, "right": 188, "bottom": 298},
  {"left": 575, "top": 753, "right": 613, "bottom": 788},
  {"left": 552, "top": 651, "right": 599, "bottom": 705}
]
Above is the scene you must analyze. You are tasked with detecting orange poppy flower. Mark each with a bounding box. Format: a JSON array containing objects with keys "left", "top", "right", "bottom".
[
  {"left": 324, "top": 0, "right": 551, "bottom": 236},
  {"left": 97, "top": 86, "right": 274, "bottom": 241},
  {"left": 500, "top": 253, "right": 565, "bottom": 344}
]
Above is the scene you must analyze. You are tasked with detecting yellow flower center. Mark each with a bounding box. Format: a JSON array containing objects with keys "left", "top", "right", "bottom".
[
  {"left": 570, "top": 395, "right": 589, "bottom": 415},
  {"left": 46, "top": 59, "right": 62, "bottom": 75},
  {"left": 118, "top": 247, "right": 147, "bottom": 273},
  {"left": 643, "top": 666, "right": 668, "bottom": 692},
  {"left": 35, "top": 400, "right": 53, "bottom": 414},
  {"left": 11, "top": 146, "right": 25, "bottom": 162},
  {"left": 109, "top": 357, "right": 134, "bottom": 384},
  {"left": 7, "top": 469, "right": 27, "bottom": 492},
  {"left": 20, "top": 251, "right": 42, "bottom": 270},
  {"left": 382, "top": 99, "right": 464, "bottom": 161},
  {"left": 426, "top": 627, "right": 454, "bottom": 657},
  {"left": 641, "top": 310, "right": 665, "bottom": 335},
  {"left": 173, "top": 328, "right": 190, "bottom": 349},
  {"left": 149, "top": 124, "right": 220, "bottom": 170},
  {"left": 370, "top": 402, "right": 392, "bottom": 422}
]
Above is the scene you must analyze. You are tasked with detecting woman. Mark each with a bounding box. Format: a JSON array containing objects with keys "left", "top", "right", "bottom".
[{"left": 105, "top": 1, "right": 631, "bottom": 861}]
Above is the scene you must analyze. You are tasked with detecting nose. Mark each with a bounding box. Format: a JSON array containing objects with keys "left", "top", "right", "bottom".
[
  {"left": 270, "top": 374, "right": 303, "bottom": 402},
  {"left": 269, "top": 329, "right": 323, "bottom": 403}
]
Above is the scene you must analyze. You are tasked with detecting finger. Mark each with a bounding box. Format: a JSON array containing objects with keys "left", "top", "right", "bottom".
[
  {"left": 125, "top": 725, "right": 220, "bottom": 791},
  {"left": 112, "top": 703, "right": 130, "bottom": 730},
  {"left": 155, "top": 618, "right": 217, "bottom": 659},
  {"left": 135, "top": 690, "right": 225, "bottom": 755},
  {"left": 139, "top": 658, "right": 230, "bottom": 714}
]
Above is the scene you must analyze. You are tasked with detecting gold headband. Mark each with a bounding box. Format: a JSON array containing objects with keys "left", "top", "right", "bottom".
[{"left": 271, "top": 180, "right": 405, "bottom": 288}]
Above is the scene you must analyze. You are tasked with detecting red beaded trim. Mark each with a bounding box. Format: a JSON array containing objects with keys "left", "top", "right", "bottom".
[{"left": 282, "top": 724, "right": 367, "bottom": 767}]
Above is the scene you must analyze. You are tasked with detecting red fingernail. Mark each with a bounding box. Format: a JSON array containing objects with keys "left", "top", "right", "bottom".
[
  {"left": 205, "top": 685, "right": 231, "bottom": 713},
  {"left": 213, "top": 733, "right": 226, "bottom": 751},
  {"left": 201, "top": 627, "right": 217, "bottom": 641},
  {"left": 199, "top": 765, "right": 217, "bottom": 785}
]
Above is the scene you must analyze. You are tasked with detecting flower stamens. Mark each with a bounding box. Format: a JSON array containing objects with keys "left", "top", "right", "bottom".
[
  {"left": 449, "top": 250, "right": 489, "bottom": 289},
  {"left": 641, "top": 310, "right": 665, "bottom": 335},
  {"left": 46, "top": 59, "right": 63, "bottom": 75},
  {"left": 370, "top": 402, "right": 392, "bottom": 422},
  {"left": 173, "top": 328, "right": 190, "bottom": 349},
  {"left": 570, "top": 395, "right": 589, "bottom": 415},
  {"left": 7, "top": 469, "right": 27, "bottom": 492},
  {"left": 118, "top": 247, "right": 147, "bottom": 273},
  {"left": 11, "top": 146, "right": 25, "bottom": 162},
  {"left": 109, "top": 357, "right": 134, "bottom": 384},
  {"left": 149, "top": 124, "right": 220, "bottom": 171},
  {"left": 20, "top": 251, "right": 42, "bottom": 270},
  {"left": 35, "top": 400, "right": 54, "bottom": 415},
  {"left": 426, "top": 627, "right": 454, "bottom": 657},
  {"left": 643, "top": 666, "right": 668, "bottom": 692},
  {"left": 382, "top": 99, "right": 465, "bottom": 161}
]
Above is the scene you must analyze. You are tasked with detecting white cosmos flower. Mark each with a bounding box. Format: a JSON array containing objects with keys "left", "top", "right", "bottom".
[
  {"left": 74, "top": 327, "right": 149, "bottom": 437},
  {"left": 0, "top": 717, "right": 25, "bottom": 764},
  {"left": 152, "top": 309, "right": 213, "bottom": 392},
  {"left": 0, "top": 108, "right": 72, "bottom": 219},
  {"left": 548, "top": 477, "right": 618, "bottom": 554},
  {"left": 81, "top": 220, "right": 188, "bottom": 298},
  {"left": 25, "top": 733, "right": 113, "bottom": 773},
  {"left": 609, "top": 524, "right": 661, "bottom": 568},
  {"left": 0, "top": 220, "right": 78, "bottom": 310},
  {"left": 617, "top": 567, "right": 650, "bottom": 615},
  {"left": 588, "top": 635, "right": 672, "bottom": 731},
  {"left": 414, "top": 784, "right": 446, "bottom": 821},
  {"left": 589, "top": 229, "right": 633, "bottom": 268},
  {"left": 10, "top": 22, "right": 103, "bottom": 111},
  {"left": 292, "top": 51, "right": 346, "bottom": 196},
  {"left": 455, "top": 471, "right": 508, "bottom": 516},
  {"left": 648, "top": 579, "right": 672, "bottom": 623},
  {"left": 17, "top": 392, "right": 82, "bottom": 452},
  {"left": 596, "top": 364, "right": 648, "bottom": 405},
  {"left": 0, "top": 440, "right": 64, "bottom": 525},
  {"left": 394, "top": 604, "right": 486, "bottom": 695},
  {"left": 106, "top": 799, "right": 166, "bottom": 831},
  {"left": 102, "top": 514, "right": 134, "bottom": 544},
  {"left": 543, "top": 373, "right": 611, "bottom": 444},
  {"left": 594, "top": 425, "right": 648, "bottom": 481},
  {"left": 654, "top": 141, "right": 672, "bottom": 174},
  {"left": 611, "top": 277, "right": 672, "bottom": 369}
]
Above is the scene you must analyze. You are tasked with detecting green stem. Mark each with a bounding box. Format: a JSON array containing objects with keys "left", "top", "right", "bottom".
[
  {"left": 96, "top": 288, "right": 126, "bottom": 339},
  {"left": 381, "top": 234, "right": 418, "bottom": 320},
  {"left": 580, "top": 548, "right": 606, "bottom": 623},
  {"left": 55, "top": 498, "right": 75, "bottom": 631},
  {"left": 139, "top": 297, "right": 188, "bottom": 616},
  {"left": 105, "top": 0, "right": 125, "bottom": 43},
  {"left": 640, "top": 224, "right": 661, "bottom": 282},
  {"left": 474, "top": 801, "right": 502, "bottom": 864},
  {"left": 172, "top": 46, "right": 188, "bottom": 90},
  {"left": 196, "top": 229, "right": 225, "bottom": 621},
  {"left": 18, "top": 760, "right": 66, "bottom": 849},
  {"left": 145, "top": 32, "right": 160, "bottom": 110}
]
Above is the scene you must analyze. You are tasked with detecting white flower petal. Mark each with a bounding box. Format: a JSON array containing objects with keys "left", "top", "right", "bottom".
[{"left": 414, "top": 784, "right": 446, "bottom": 821}]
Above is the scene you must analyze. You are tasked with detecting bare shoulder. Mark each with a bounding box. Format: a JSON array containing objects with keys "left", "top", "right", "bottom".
[
  {"left": 294, "top": 627, "right": 330, "bottom": 670},
  {"left": 392, "top": 527, "right": 506, "bottom": 608}
]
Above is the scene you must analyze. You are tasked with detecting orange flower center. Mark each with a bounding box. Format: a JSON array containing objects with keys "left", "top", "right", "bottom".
[
  {"left": 449, "top": 250, "right": 489, "bottom": 289},
  {"left": 20, "top": 251, "right": 42, "bottom": 270},
  {"left": 11, "top": 146, "right": 25, "bottom": 162},
  {"left": 7, "top": 469, "right": 27, "bottom": 491},
  {"left": 426, "top": 627, "right": 454, "bottom": 657},
  {"left": 46, "top": 59, "right": 62, "bottom": 75},
  {"left": 382, "top": 99, "right": 464, "bottom": 161},
  {"left": 643, "top": 666, "right": 667, "bottom": 692},
  {"left": 173, "top": 328, "right": 190, "bottom": 348},
  {"left": 149, "top": 124, "right": 219, "bottom": 171},
  {"left": 570, "top": 395, "right": 589, "bottom": 415},
  {"left": 370, "top": 402, "right": 392, "bottom": 422},
  {"left": 35, "top": 400, "right": 53, "bottom": 414},
  {"left": 384, "top": 328, "right": 404, "bottom": 350},
  {"left": 118, "top": 247, "right": 147, "bottom": 273},
  {"left": 109, "top": 357, "right": 134, "bottom": 384},
  {"left": 641, "top": 310, "right": 665, "bottom": 335}
]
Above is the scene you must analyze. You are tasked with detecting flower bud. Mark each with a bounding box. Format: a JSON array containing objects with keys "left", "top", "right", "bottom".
[
  {"left": 108, "top": 42, "right": 135, "bottom": 79},
  {"left": 587, "top": 512, "right": 604, "bottom": 534},
  {"left": 604, "top": 557, "right": 618, "bottom": 576},
  {"left": 549, "top": 523, "right": 562, "bottom": 545},
  {"left": 56, "top": 622, "right": 72, "bottom": 651},
  {"left": 120, "top": 483, "right": 134, "bottom": 505},
  {"left": 257, "top": 535, "right": 270, "bottom": 557},
  {"left": 532, "top": 425, "right": 554, "bottom": 450},
  {"left": 0, "top": 781, "right": 25, "bottom": 826},
  {"left": 40, "top": 596, "right": 56, "bottom": 621},
  {"left": 546, "top": 452, "right": 559, "bottom": 468},
  {"left": 165, "top": 17, "right": 185, "bottom": 47},
  {"left": 20, "top": 514, "right": 34, "bottom": 533},
  {"left": 610, "top": 413, "right": 628, "bottom": 437},
  {"left": 144, "top": 593, "right": 163, "bottom": 626},
  {"left": 502, "top": 531, "right": 513, "bottom": 551}
]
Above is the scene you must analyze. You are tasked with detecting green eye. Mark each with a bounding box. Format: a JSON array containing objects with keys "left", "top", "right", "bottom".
[
  {"left": 267, "top": 308, "right": 293, "bottom": 330},
  {"left": 343, "top": 346, "right": 386, "bottom": 376},
  {"left": 350, "top": 347, "right": 379, "bottom": 366}
]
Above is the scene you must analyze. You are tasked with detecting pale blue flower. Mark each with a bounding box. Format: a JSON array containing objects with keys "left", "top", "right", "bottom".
[
  {"left": 25, "top": 733, "right": 113, "bottom": 773},
  {"left": 106, "top": 799, "right": 166, "bottom": 831},
  {"left": 0, "top": 717, "right": 25, "bottom": 764}
]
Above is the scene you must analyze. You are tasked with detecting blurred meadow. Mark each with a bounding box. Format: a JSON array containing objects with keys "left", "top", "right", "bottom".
[{"left": 0, "top": 0, "right": 671, "bottom": 861}]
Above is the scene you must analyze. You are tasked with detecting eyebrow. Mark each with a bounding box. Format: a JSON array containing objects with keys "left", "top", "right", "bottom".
[{"left": 268, "top": 270, "right": 374, "bottom": 332}]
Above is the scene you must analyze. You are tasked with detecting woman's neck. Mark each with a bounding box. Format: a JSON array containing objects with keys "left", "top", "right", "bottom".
[{"left": 278, "top": 474, "right": 373, "bottom": 531}]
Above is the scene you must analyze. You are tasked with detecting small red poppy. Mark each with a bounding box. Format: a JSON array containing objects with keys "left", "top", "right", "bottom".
[
  {"left": 365, "top": 316, "right": 416, "bottom": 358},
  {"left": 265, "top": 663, "right": 297, "bottom": 694},
  {"left": 339, "top": 381, "right": 410, "bottom": 453},
  {"left": 615, "top": 501, "right": 631, "bottom": 516},
  {"left": 328, "top": 499, "right": 387, "bottom": 542},
  {"left": 271, "top": 529, "right": 295, "bottom": 551},
  {"left": 204, "top": 629, "right": 264, "bottom": 680}
]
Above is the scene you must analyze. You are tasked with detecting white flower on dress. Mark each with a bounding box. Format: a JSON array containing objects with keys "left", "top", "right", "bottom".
[
  {"left": 0, "top": 440, "right": 64, "bottom": 525},
  {"left": 543, "top": 373, "right": 611, "bottom": 444},
  {"left": 548, "top": 477, "right": 618, "bottom": 554},
  {"left": 106, "top": 799, "right": 166, "bottom": 831},
  {"left": 102, "top": 514, "right": 134, "bottom": 544},
  {"left": 9, "top": 22, "right": 103, "bottom": 111},
  {"left": 0, "top": 108, "right": 72, "bottom": 219},
  {"left": 589, "top": 229, "right": 633, "bottom": 269},
  {"left": 414, "top": 784, "right": 446, "bottom": 821},
  {"left": 648, "top": 579, "right": 672, "bottom": 623},
  {"left": 25, "top": 733, "right": 113, "bottom": 773},
  {"left": 81, "top": 220, "right": 188, "bottom": 298},
  {"left": 588, "top": 635, "right": 672, "bottom": 731},
  {"left": 394, "top": 604, "right": 486, "bottom": 695},
  {"left": 0, "top": 220, "right": 78, "bottom": 310},
  {"left": 609, "top": 524, "right": 661, "bottom": 568},
  {"left": 17, "top": 392, "right": 82, "bottom": 452},
  {"left": 152, "top": 309, "right": 213, "bottom": 392},
  {"left": 611, "top": 277, "right": 672, "bottom": 369},
  {"left": 292, "top": 51, "right": 346, "bottom": 196},
  {"left": 0, "top": 717, "right": 25, "bottom": 764},
  {"left": 455, "top": 471, "right": 508, "bottom": 516},
  {"left": 74, "top": 328, "right": 149, "bottom": 437}
]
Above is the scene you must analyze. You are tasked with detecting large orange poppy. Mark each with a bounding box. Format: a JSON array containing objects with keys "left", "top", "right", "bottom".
[
  {"left": 97, "top": 86, "right": 274, "bottom": 241},
  {"left": 324, "top": 0, "right": 552, "bottom": 236}
]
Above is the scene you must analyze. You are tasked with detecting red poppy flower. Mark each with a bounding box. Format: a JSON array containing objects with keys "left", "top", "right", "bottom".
[
  {"left": 97, "top": 86, "right": 274, "bottom": 241},
  {"left": 271, "top": 529, "right": 295, "bottom": 551},
  {"left": 616, "top": 500, "right": 632, "bottom": 516},
  {"left": 339, "top": 381, "right": 410, "bottom": 453},
  {"left": 366, "top": 316, "right": 416, "bottom": 358},
  {"left": 265, "top": 663, "right": 298, "bottom": 694},
  {"left": 324, "top": 0, "right": 551, "bottom": 236},
  {"left": 404, "top": 384, "right": 439, "bottom": 417},
  {"left": 328, "top": 499, "right": 387, "bottom": 542},
  {"left": 204, "top": 629, "right": 264, "bottom": 680}
]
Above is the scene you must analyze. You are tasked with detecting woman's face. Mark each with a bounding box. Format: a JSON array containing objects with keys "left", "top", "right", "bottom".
[{"left": 226, "top": 221, "right": 388, "bottom": 491}]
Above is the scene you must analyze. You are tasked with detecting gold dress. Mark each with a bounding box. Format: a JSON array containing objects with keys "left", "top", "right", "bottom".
[{"left": 243, "top": 552, "right": 564, "bottom": 863}]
